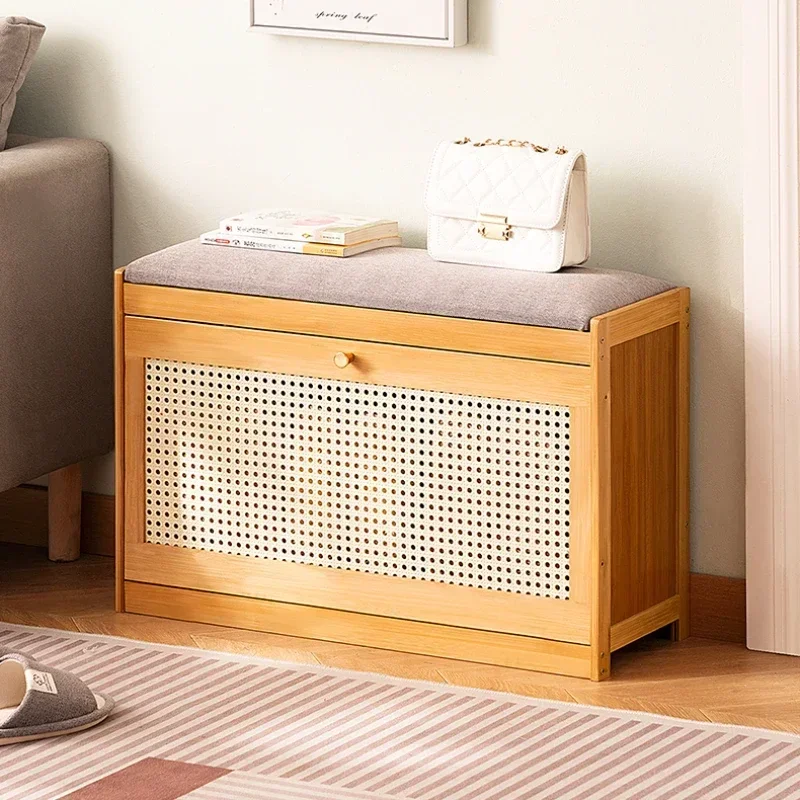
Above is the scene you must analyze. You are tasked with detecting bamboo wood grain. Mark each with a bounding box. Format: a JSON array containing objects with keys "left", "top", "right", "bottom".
[
  {"left": 609, "top": 325, "right": 678, "bottom": 624},
  {"left": 124, "top": 581, "right": 593, "bottom": 678},
  {"left": 610, "top": 596, "right": 681, "bottom": 651},
  {"left": 125, "top": 542, "right": 591, "bottom": 643},
  {"left": 47, "top": 465, "right": 82, "bottom": 562},
  {"left": 676, "top": 289, "right": 691, "bottom": 638},
  {"left": 589, "top": 318, "right": 611, "bottom": 680},
  {"left": 116, "top": 285, "right": 690, "bottom": 680},
  {"left": 123, "top": 357, "right": 146, "bottom": 552},
  {"left": 114, "top": 268, "right": 126, "bottom": 610},
  {"left": 124, "top": 317, "right": 592, "bottom": 407},
  {"left": 595, "top": 289, "right": 683, "bottom": 347},
  {"left": 124, "top": 283, "right": 593, "bottom": 365},
  {"left": 567, "top": 407, "right": 592, "bottom": 606}
]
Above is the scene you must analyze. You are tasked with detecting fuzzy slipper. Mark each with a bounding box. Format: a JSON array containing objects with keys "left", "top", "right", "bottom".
[{"left": 0, "top": 653, "right": 114, "bottom": 745}]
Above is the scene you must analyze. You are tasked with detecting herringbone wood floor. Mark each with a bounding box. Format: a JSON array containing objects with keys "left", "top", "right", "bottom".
[{"left": 2, "top": 542, "right": 799, "bottom": 734}]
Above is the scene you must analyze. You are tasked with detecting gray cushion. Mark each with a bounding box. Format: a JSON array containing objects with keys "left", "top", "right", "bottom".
[
  {"left": 0, "top": 17, "right": 45, "bottom": 151},
  {"left": 125, "top": 241, "right": 676, "bottom": 332}
]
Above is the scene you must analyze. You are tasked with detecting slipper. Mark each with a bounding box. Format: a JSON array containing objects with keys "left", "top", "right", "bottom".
[
  {"left": 0, "top": 653, "right": 114, "bottom": 745},
  {"left": 0, "top": 646, "right": 31, "bottom": 658}
]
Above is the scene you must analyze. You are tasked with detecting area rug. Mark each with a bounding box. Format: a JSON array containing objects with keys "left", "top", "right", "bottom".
[{"left": 1, "top": 625, "right": 799, "bottom": 800}]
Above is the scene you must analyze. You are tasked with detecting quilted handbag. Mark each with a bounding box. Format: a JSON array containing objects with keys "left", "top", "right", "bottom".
[{"left": 424, "top": 137, "right": 590, "bottom": 273}]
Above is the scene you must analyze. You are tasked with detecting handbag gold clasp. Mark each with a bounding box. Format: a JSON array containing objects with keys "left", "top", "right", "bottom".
[{"left": 477, "top": 213, "right": 513, "bottom": 241}]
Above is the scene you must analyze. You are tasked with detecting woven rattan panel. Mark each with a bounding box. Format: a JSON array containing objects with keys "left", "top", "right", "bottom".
[{"left": 144, "top": 359, "right": 572, "bottom": 599}]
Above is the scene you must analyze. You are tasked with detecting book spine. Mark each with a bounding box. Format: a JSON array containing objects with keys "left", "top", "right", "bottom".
[
  {"left": 301, "top": 243, "right": 347, "bottom": 257},
  {"left": 222, "top": 223, "right": 347, "bottom": 245},
  {"left": 201, "top": 234, "right": 346, "bottom": 257},
  {"left": 201, "top": 234, "right": 305, "bottom": 254},
  {"left": 315, "top": 231, "right": 348, "bottom": 245}
]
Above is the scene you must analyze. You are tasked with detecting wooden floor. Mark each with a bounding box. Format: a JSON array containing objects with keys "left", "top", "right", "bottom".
[{"left": 2, "top": 543, "right": 799, "bottom": 735}]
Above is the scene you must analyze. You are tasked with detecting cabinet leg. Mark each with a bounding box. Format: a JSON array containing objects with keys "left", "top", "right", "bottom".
[
  {"left": 671, "top": 616, "right": 690, "bottom": 642},
  {"left": 48, "top": 464, "right": 82, "bottom": 562}
]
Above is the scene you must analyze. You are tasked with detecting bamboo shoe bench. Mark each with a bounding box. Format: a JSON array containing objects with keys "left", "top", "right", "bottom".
[{"left": 115, "top": 242, "right": 689, "bottom": 681}]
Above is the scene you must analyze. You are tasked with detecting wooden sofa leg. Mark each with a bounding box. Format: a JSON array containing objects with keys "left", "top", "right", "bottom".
[{"left": 48, "top": 464, "right": 82, "bottom": 562}]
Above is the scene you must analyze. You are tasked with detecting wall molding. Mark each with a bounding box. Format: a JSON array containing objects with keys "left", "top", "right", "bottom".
[
  {"left": 743, "top": 0, "right": 800, "bottom": 654},
  {"left": 689, "top": 574, "right": 746, "bottom": 645},
  {"left": 0, "top": 485, "right": 114, "bottom": 558},
  {"left": 0, "top": 485, "right": 746, "bottom": 644}
]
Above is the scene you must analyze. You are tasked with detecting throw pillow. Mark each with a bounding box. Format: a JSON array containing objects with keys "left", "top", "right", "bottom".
[{"left": 0, "top": 16, "right": 45, "bottom": 151}]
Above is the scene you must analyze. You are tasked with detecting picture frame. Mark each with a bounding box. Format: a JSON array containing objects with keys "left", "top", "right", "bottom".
[{"left": 250, "top": 0, "right": 468, "bottom": 48}]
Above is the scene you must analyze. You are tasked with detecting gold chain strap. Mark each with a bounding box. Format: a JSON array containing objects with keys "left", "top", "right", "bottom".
[{"left": 455, "top": 136, "right": 567, "bottom": 155}]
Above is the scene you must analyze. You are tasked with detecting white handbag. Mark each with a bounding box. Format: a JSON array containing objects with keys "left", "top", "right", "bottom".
[{"left": 424, "top": 137, "right": 591, "bottom": 273}]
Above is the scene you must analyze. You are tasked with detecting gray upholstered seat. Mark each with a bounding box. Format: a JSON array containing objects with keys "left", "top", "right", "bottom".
[{"left": 124, "top": 241, "right": 675, "bottom": 332}]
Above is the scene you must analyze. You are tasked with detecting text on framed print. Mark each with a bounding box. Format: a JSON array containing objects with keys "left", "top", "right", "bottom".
[{"left": 250, "top": 0, "right": 468, "bottom": 47}]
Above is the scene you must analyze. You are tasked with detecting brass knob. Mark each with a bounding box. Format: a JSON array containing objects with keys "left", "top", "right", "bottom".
[{"left": 333, "top": 352, "right": 354, "bottom": 369}]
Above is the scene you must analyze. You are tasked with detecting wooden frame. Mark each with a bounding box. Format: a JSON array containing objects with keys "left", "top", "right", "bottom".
[
  {"left": 596, "top": 288, "right": 691, "bottom": 655},
  {"left": 115, "top": 268, "right": 127, "bottom": 610},
  {"left": 122, "top": 283, "right": 592, "bottom": 365},
  {"left": 249, "top": 0, "right": 468, "bottom": 48},
  {"left": 116, "top": 276, "right": 689, "bottom": 680},
  {"left": 123, "top": 316, "right": 592, "bottom": 406}
]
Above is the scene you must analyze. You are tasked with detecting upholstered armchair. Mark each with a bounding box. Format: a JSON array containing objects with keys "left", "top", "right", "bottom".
[{"left": 0, "top": 134, "right": 113, "bottom": 560}]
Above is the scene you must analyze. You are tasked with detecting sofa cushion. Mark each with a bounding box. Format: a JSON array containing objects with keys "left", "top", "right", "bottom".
[
  {"left": 0, "top": 135, "right": 113, "bottom": 491},
  {"left": 124, "top": 241, "right": 676, "bottom": 332},
  {"left": 0, "top": 17, "right": 45, "bottom": 151}
]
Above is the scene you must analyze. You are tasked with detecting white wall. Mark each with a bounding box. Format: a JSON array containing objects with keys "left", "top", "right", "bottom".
[{"left": 11, "top": 1, "right": 744, "bottom": 577}]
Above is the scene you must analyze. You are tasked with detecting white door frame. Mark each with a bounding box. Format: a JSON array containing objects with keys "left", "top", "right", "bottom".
[{"left": 743, "top": 0, "right": 800, "bottom": 654}]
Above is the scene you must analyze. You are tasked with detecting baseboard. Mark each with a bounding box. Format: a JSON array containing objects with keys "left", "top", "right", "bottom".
[
  {"left": 0, "top": 484, "right": 747, "bottom": 644},
  {"left": 689, "top": 573, "right": 746, "bottom": 643},
  {"left": 0, "top": 484, "right": 114, "bottom": 557}
]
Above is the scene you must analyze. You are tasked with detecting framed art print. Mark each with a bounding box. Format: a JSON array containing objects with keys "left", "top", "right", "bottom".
[{"left": 250, "top": 0, "right": 468, "bottom": 47}]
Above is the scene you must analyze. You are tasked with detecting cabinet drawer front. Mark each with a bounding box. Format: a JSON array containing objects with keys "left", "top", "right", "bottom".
[
  {"left": 125, "top": 317, "right": 591, "bottom": 406},
  {"left": 123, "top": 317, "right": 592, "bottom": 643}
]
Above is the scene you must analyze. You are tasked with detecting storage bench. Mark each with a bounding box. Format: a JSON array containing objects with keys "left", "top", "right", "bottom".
[{"left": 115, "top": 242, "right": 689, "bottom": 681}]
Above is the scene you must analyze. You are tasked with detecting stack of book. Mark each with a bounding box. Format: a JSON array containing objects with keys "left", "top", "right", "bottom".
[{"left": 201, "top": 209, "right": 401, "bottom": 258}]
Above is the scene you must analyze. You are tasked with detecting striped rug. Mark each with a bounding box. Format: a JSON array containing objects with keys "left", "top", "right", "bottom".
[{"left": 1, "top": 624, "right": 799, "bottom": 800}]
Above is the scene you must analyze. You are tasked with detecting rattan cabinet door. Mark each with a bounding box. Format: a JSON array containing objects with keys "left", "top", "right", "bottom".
[{"left": 122, "top": 317, "right": 593, "bottom": 645}]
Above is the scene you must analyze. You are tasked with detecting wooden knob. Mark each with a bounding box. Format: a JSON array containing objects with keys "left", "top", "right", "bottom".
[{"left": 333, "top": 352, "right": 354, "bottom": 369}]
